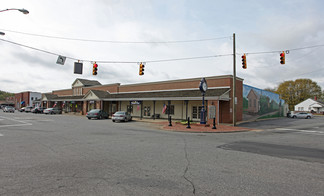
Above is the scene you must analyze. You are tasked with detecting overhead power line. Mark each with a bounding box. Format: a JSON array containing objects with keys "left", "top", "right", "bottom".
[
  {"left": 0, "top": 38, "right": 232, "bottom": 64},
  {"left": 240, "top": 44, "right": 324, "bottom": 55},
  {"left": 0, "top": 28, "right": 231, "bottom": 44}
]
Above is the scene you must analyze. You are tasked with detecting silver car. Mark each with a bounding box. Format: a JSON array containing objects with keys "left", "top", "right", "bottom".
[
  {"left": 4, "top": 106, "right": 15, "bottom": 113},
  {"left": 291, "top": 112, "right": 313, "bottom": 119},
  {"left": 44, "top": 108, "right": 62, "bottom": 115},
  {"left": 112, "top": 111, "right": 132, "bottom": 122}
]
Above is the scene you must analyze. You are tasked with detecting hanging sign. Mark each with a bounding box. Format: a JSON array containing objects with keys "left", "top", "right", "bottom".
[{"left": 56, "top": 55, "right": 66, "bottom": 65}]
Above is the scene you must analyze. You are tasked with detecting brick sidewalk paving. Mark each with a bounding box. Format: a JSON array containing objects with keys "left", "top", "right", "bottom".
[{"left": 155, "top": 121, "right": 252, "bottom": 133}]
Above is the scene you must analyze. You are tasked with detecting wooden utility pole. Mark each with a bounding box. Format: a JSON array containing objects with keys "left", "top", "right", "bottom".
[{"left": 232, "top": 33, "right": 236, "bottom": 126}]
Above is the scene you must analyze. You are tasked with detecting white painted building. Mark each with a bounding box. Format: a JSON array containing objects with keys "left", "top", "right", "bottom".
[
  {"left": 294, "top": 98, "right": 324, "bottom": 113},
  {"left": 29, "top": 92, "right": 42, "bottom": 107}
]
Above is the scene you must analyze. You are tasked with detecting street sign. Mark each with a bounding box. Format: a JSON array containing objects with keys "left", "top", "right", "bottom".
[
  {"left": 74, "top": 62, "right": 83, "bottom": 74},
  {"left": 208, "top": 105, "right": 216, "bottom": 119},
  {"left": 56, "top": 55, "right": 66, "bottom": 65}
]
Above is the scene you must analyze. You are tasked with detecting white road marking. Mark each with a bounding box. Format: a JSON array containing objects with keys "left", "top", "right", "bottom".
[
  {"left": 0, "top": 123, "right": 32, "bottom": 128},
  {"left": 295, "top": 130, "right": 324, "bottom": 135},
  {"left": 275, "top": 128, "right": 295, "bottom": 131},
  {"left": 0, "top": 133, "right": 3, "bottom": 136},
  {"left": 275, "top": 128, "right": 324, "bottom": 135},
  {"left": 0, "top": 115, "right": 32, "bottom": 128}
]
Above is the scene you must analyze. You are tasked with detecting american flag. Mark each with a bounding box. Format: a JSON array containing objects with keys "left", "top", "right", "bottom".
[{"left": 162, "top": 104, "right": 167, "bottom": 114}]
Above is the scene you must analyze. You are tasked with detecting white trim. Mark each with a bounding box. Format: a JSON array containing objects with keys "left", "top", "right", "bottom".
[
  {"left": 102, "top": 96, "right": 230, "bottom": 101},
  {"left": 112, "top": 86, "right": 230, "bottom": 94}
]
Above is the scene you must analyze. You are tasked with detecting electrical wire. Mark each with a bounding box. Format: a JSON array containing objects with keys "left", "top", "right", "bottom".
[
  {"left": 237, "top": 44, "right": 324, "bottom": 56},
  {"left": 0, "top": 28, "right": 232, "bottom": 44},
  {"left": 0, "top": 38, "right": 231, "bottom": 64}
]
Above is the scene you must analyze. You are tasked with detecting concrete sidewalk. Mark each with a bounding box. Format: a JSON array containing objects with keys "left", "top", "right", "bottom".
[{"left": 134, "top": 118, "right": 253, "bottom": 133}]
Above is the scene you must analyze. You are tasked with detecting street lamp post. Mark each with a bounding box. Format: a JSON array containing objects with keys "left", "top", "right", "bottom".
[
  {"left": 0, "top": 8, "right": 29, "bottom": 14},
  {"left": 199, "top": 78, "right": 208, "bottom": 124}
]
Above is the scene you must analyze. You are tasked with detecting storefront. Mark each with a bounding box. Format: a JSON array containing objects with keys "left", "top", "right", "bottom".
[{"left": 41, "top": 75, "right": 243, "bottom": 124}]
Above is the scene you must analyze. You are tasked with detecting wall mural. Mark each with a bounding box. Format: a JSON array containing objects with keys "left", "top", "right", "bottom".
[{"left": 243, "top": 84, "right": 286, "bottom": 121}]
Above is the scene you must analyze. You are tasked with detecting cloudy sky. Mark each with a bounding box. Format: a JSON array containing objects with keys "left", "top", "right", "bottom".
[{"left": 1, "top": 0, "right": 324, "bottom": 93}]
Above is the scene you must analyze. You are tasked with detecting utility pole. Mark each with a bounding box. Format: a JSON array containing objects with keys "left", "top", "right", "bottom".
[{"left": 232, "top": 33, "right": 236, "bottom": 126}]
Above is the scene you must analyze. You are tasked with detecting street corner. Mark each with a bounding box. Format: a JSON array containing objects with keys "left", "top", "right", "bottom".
[{"left": 155, "top": 121, "right": 253, "bottom": 133}]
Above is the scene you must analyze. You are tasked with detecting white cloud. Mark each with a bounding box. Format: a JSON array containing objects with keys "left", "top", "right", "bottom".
[{"left": 1, "top": 0, "right": 324, "bottom": 93}]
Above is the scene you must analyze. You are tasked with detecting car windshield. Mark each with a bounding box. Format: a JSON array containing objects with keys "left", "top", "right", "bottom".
[{"left": 89, "top": 109, "right": 100, "bottom": 113}]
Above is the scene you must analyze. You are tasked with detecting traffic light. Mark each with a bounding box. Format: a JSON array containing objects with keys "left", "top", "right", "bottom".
[
  {"left": 242, "top": 54, "right": 247, "bottom": 69},
  {"left": 139, "top": 63, "right": 145, "bottom": 75},
  {"left": 93, "top": 62, "right": 98, "bottom": 75},
  {"left": 280, "top": 51, "right": 285, "bottom": 64}
]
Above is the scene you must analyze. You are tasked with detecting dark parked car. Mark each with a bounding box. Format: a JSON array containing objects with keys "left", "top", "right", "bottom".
[
  {"left": 32, "top": 107, "right": 46, "bottom": 114},
  {"left": 86, "top": 109, "right": 109, "bottom": 120}
]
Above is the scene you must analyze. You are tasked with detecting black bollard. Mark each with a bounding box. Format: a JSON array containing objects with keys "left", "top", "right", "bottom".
[
  {"left": 186, "top": 117, "right": 191, "bottom": 129},
  {"left": 168, "top": 116, "right": 172, "bottom": 126},
  {"left": 212, "top": 117, "right": 217, "bottom": 129}
]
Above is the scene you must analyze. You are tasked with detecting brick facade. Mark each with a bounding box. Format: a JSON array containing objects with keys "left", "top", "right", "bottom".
[{"left": 41, "top": 75, "right": 243, "bottom": 124}]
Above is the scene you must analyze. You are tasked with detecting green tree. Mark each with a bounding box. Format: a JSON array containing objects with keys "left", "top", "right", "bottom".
[
  {"left": 276, "top": 79, "right": 322, "bottom": 110},
  {"left": 0, "top": 91, "right": 14, "bottom": 100}
]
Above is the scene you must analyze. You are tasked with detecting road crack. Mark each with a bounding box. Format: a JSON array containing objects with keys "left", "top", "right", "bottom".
[{"left": 182, "top": 137, "right": 196, "bottom": 195}]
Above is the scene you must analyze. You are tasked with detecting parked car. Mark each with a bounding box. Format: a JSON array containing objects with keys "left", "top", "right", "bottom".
[
  {"left": 19, "top": 107, "right": 26, "bottom": 112},
  {"left": 112, "top": 111, "right": 132, "bottom": 122},
  {"left": 24, "top": 106, "right": 33, "bottom": 113},
  {"left": 4, "top": 106, "right": 15, "bottom": 113},
  {"left": 291, "top": 112, "right": 313, "bottom": 119},
  {"left": 86, "top": 109, "right": 109, "bottom": 120},
  {"left": 32, "top": 107, "right": 46, "bottom": 114},
  {"left": 44, "top": 108, "right": 62, "bottom": 115}
]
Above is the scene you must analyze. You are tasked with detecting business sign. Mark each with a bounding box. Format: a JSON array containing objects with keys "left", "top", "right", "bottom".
[{"left": 131, "top": 101, "right": 141, "bottom": 105}]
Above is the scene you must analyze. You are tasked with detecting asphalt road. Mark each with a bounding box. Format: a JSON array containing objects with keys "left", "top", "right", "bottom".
[{"left": 0, "top": 112, "right": 323, "bottom": 196}]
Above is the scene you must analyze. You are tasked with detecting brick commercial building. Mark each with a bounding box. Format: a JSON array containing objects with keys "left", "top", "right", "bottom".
[
  {"left": 41, "top": 75, "right": 243, "bottom": 124},
  {"left": 15, "top": 91, "right": 42, "bottom": 109}
]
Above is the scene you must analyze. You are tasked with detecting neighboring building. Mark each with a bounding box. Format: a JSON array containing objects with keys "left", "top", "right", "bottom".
[
  {"left": 0, "top": 96, "right": 15, "bottom": 108},
  {"left": 243, "top": 84, "right": 287, "bottom": 121},
  {"left": 15, "top": 91, "right": 42, "bottom": 109},
  {"left": 41, "top": 75, "right": 244, "bottom": 124},
  {"left": 294, "top": 98, "right": 324, "bottom": 113}
]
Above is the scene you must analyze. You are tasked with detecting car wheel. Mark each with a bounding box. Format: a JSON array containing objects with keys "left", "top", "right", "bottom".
[
  {"left": 88, "top": 117, "right": 91, "bottom": 120},
  {"left": 112, "top": 120, "right": 115, "bottom": 122},
  {"left": 293, "top": 116, "right": 296, "bottom": 118},
  {"left": 99, "top": 115, "right": 102, "bottom": 120},
  {"left": 306, "top": 116, "right": 311, "bottom": 119}
]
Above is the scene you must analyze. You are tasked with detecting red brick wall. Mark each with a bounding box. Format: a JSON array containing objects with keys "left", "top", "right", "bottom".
[
  {"left": 52, "top": 89, "right": 73, "bottom": 96},
  {"left": 119, "top": 77, "right": 233, "bottom": 93},
  {"left": 15, "top": 92, "right": 30, "bottom": 108}
]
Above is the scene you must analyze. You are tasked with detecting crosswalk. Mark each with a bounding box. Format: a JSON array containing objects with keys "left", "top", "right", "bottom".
[{"left": 275, "top": 128, "right": 324, "bottom": 136}]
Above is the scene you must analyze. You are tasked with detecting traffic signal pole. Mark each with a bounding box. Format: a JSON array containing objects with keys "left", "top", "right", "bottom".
[{"left": 232, "top": 33, "right": 236, "bottom": 126}]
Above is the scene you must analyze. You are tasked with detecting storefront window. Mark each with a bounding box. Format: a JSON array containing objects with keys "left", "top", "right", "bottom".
[
  {"left": 144, "top": 106, "right": 151, "bottom": 116},
  {"left": 127, "top": 105, "right": 133, "bottom": 113},
  {"left": 192, "top": 106, "right": 203, "bottom": 119}
]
